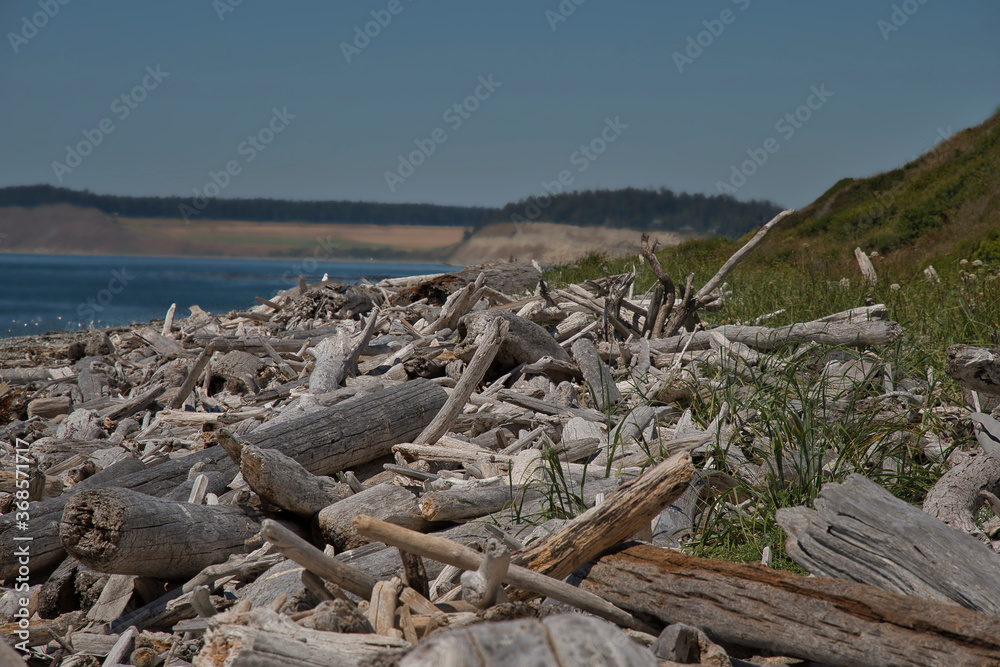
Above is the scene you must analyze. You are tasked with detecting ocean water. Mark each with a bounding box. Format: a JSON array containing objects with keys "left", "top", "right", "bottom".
[{"left": 0, "top": 254, "right": 452, "bottom": 337}]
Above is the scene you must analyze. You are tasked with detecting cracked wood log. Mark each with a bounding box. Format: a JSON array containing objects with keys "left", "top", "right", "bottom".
[
  {"left": 315, "top": 484, "right": 429, "bottom": 552},
  {"left": 240, "top": 445, "right": 351, "bottom": 517},
  {"left": 921, "top": 452, "right": 1000, "bottom": 537},
  {"left": 242, "top": 378, "right": 447, "bottom": 476},
  {"left": 579, "top": 543, "right": 1000, "bottom": 667},
  {"left": 776, "top": 474, "right": 1000, "bottom": 616},
  {"left": 511, "top": 450, "right": 694, "bottom": 583},
  {"left": 571, "top": 338, "right": 621, "bottom": 412},
  {"left": 946, "top": 344, "right": 1000, "bottom": 395},
  {"left": 0, "top": 448, "right": 235, "bottom": 580},
  {"left": 60, "top": 487, "right": 260, "bottom": 579}
]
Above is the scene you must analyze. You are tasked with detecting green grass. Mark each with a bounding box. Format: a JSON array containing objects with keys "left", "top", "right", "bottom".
[{"left": 542, "top": 242, "right": 997, "bottom": 569}]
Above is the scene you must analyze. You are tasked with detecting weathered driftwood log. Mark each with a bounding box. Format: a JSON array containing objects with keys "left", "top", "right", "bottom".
[
  {"left": 946, "top": 344, "right": 1000, "bottom": 395},
  {"left": 640, "top": 319, "right": 902, "bottom": 354},
  {"left": 60, "top": 487, "right": 260, "bottom": 578},
  {"left": 454, "top": 310, "right": 570, "bottom": 376},
  {"left": 242, "top": 379, "right": 447, "bottom": 475},
  {"left": 308, "top": 311, "right": 378, "bottom": 394},
  {"left": 580, "top": 543, "right": 1000, "bottom": 667},
  {"left": 776, "top": 474, "right": 1000, "bottom": 615},
  {"left": 854, "top": 246, "right": 878, "bottom": 285},
  {"left": 420, "top": 483, "right": 544, "bottom": 523},
  {"left": 419, "top": 476, "right": 621, "bottom": 523},
  {"left": 571, "top": 338, "right": 621, "bottom": 411},
  {"left": 400, "top": 614, "right": 658, "bottom": 667},
  {"left": 315, "top": 484, "right": 429, "bottom": 551},
  {"left": 413, "top": 317, "right": 507, "bottom": 446},
  {"left": 240, "top": 445, "right": 350, "bottom": 517},
  {"left": 167, "top": 341, "right": 214, "bottom": 409},
  {"left": 921, "top": 452, "right": 1000, "bottom": 537},
  {"left": 261, "top": 519, "right": 377, "bottom": 599},
  {"left": 197, "top": 608, "right": 409, "bottom": 667},
  {"left": 512, "top": 451, "right": 694, "bottom": 582},
  {"left": 0, "top": 446, "right": 233, "bottom": 580},
  {"left": 353, "top": 515, "right": 653, "bottom": 633}
]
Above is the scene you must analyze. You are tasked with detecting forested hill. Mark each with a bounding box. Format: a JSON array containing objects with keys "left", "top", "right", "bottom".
[
  {"left": 0, "top": 185, "right": 490, "bottom": 227},
  {"left": 0, "top": 184, "right": 783, "bottom": 238},
  {"left": 485, "top": 187, "right": 782, "bottom": 238}
]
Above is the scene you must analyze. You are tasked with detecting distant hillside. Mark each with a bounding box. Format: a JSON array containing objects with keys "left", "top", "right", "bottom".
[
  {"left": 0, "top": 185, "right": 489, "bottom": 227},
  {"left": 485, "top": 187, "right": 783, "bottom": 238},
  {"left": 0, "top": 185, "right": 783, "bottom": 238},
  {"left": 755, "top": 106, "right": 1000, "bottom": 273}
]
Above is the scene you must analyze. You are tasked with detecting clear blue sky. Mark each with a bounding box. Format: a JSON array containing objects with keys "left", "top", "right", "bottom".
[{"left": 1, "top": 0, "right": 997, "bottom": 209}]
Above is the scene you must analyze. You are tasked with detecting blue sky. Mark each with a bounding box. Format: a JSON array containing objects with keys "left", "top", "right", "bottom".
[{"left": 1, "top": 0, "right": 997, "bottom": 209}]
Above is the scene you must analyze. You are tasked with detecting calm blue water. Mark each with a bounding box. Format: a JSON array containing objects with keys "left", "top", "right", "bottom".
[{"left": 0, "top": 254, "right": 452, "bottom": 337}]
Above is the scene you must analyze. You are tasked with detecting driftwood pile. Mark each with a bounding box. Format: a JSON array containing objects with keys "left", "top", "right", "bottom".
[{"left": 3, "top": 212, "right": 1000, "bottom": 666}]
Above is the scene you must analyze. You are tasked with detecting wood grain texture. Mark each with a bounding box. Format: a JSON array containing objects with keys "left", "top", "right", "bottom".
[
  {"left": 60, "top": 487, "right": 260, "bottom": 578},
  {"left": 243, "top": 378, "right": 447, "bottom": 475},
  {"left": 580, "top": 543, "right": 1000, "bottom": 667},
  {"left": 512, "top": 450, "right": 694, "bottom": 581},
  {"left": 776, "top": 473, "right": 1000, "bottom": 615}
]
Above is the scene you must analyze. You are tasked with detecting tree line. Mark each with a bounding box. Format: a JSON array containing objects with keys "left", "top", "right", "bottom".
[{"left": 0, "top": 184, "right": 782, "bottom": 238}]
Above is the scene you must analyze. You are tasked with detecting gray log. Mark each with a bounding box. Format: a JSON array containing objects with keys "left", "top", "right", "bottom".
[
  {"left": 571, "top": 338, "right": 621, "bottom": 412},
  {"left": 776, "top": 473, "right": 1000, "bottom": 616},
  {"left": 315, "top": 484, "right": 429, "bottom": 551},
  {"left": 454, "top": 310, "right": 570, "bottom": 376},
  {"left": 60, "top": 487, "right": 260, "bottom": 578},
  {"left": 922, "top": 451, "right": 1000, "bottom": 536},
  {"left": 243, "top": 379, "right": 447, "bottom": 476},
  {"left": 240, "top": 445, "right": 350, "bottom": 517},
  {"left": 946, "top": 344, "right": 1000, "bottom": 395},
  {"left": 642, "top": 319, "right": 903, "bottom": 354}
]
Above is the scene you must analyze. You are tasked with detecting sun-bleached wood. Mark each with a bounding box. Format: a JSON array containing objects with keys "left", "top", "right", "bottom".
[
  {"left": 60, "top": 487, "right": 260, "bottom": 578},
  {"left": 352, "top": 515, "right": 654, "bottom": 633}
]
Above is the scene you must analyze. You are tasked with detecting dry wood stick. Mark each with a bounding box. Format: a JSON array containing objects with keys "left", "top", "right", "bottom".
[
  {"left": 511, "top": 450, "right": 694, "bottom": 582},
  {"left": 695, "top": 208, "right": 794, "bottom": 303},
  {"left": 168, "top": 342, "right": 215, "bottom": 409},
  {"left": 414, "top": 317, "right": 508, "bottom": 446},
  {"left": 352, "top": 515, "right": 655, "bottom": 633},
  {"left": 260, "top": 519, "right": 377, "bottom": 600}
]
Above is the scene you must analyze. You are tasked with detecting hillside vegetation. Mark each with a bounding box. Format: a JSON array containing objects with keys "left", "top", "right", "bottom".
[
  {"left": 0, "top": 185, "right": 781, "bottom": 237},
  {"left": 544, "top": 107, "right": 1000, "bottom": 567}
]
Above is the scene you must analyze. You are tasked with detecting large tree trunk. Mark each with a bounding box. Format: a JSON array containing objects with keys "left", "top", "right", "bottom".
[
  {"left": 60, "top": 487, "right": 260, "bottom": 579},
  {"left": 243, "top": 379, "right": 447, "bottom": 475},
  {"left": 579, "top": 544, "right": 1000, "bottom": 667}
]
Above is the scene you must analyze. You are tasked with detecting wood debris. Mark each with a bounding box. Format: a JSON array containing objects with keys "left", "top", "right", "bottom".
[{"left": 2, "top": 232, "right": 1000, "bottom": 666}]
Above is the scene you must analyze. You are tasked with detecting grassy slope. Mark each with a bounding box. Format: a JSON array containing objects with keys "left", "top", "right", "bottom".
[{"left": 543, "top": 106, "right": 1000, "bottom": 570}]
